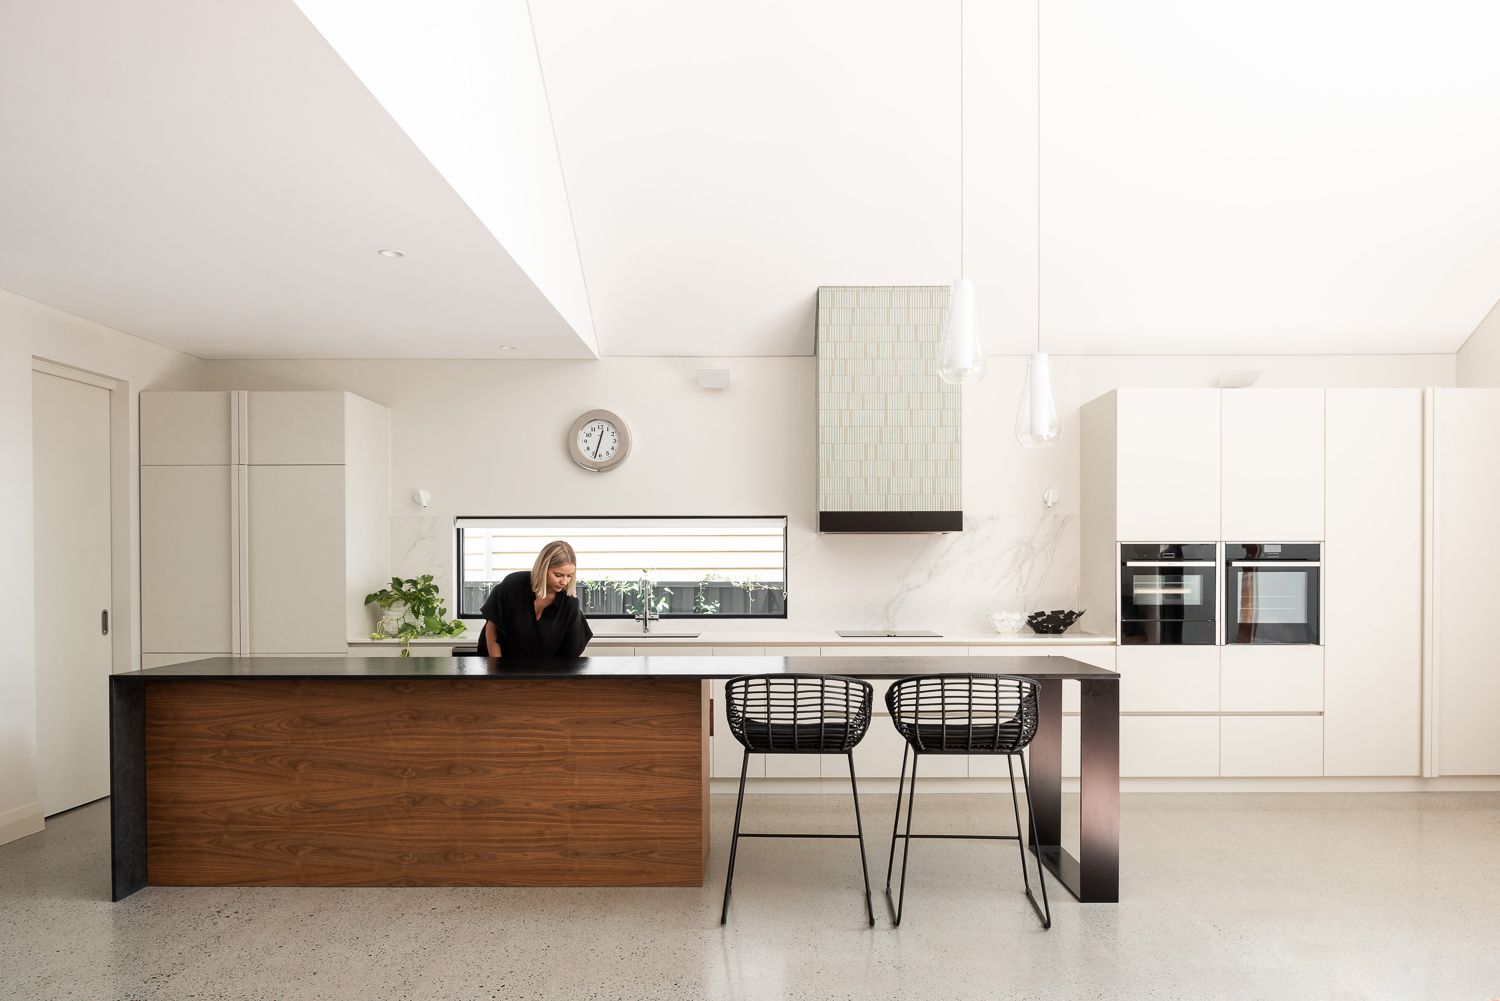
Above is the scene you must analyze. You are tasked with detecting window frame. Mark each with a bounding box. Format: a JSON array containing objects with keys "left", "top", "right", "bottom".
[{"left": 454, "top": 514, "right": 790, "bottom": 621}]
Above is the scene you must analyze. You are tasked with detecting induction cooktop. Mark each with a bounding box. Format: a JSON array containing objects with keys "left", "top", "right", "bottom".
[{"left": 834, "top": 630, "right": 942, "bottom": 638}]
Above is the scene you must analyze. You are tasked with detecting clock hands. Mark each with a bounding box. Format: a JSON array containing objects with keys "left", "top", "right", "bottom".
[{"left": 592, "top": 425, "right": 604, "bottom": 459}]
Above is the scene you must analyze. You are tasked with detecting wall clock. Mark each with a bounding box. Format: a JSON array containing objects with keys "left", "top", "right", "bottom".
[{"left": 567, "top": 409, "right": 631, "bottom": 472}]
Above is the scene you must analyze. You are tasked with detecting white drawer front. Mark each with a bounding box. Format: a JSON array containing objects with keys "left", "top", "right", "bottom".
[
  {"left": 1121, "top": 716, "right": 1219, "bottom": 777},
  {"left": 970, "top": 715, "right": 1080, "bottom": 779},
  {"left": 854, "top": 719, "right": 967, "bottom": 778},
  {"left": 1116, "top": 647, "right": 1219, "bottom": 712},
  {"left": 1221, "top": 716, "right": 1323, "bottom": 777},
  {"left": 1220, "top": 646, "right": 1323, "bottom": 712}
]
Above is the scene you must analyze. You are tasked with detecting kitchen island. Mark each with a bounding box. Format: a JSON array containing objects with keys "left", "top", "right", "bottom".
[{"left": 110, "top": 655, "right": 1118, "bottom": 903}]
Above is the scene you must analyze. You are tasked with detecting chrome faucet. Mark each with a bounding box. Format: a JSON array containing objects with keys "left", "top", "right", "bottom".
[{"left": 633, "top": 575, "right": 659, "bottom": 634}]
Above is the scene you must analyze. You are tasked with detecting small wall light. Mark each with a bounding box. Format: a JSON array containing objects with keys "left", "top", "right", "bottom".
[
  {"left": 696, "top": 368, "right": 731, "bottom": 390},
  {"left": 413, "top": 489, "right": 431, "bottom": 509}
]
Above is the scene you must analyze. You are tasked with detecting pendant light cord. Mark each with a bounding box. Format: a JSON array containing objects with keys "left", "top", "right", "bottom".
[
  {"left": 1035, "top": 0, "right": 1042, "bottom": 355},
  {"left": 959, "top": 0, "right": 965, "bottom": 279}
]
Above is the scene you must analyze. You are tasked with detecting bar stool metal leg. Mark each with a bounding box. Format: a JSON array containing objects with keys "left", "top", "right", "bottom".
[
  {"left": 845, "top": 751, "right": 875, "bottom": 927},
  {"left": 883, "top": 741, "right": 910, "bottom": 895},
  {"left": 719, "top": 748, "right": 751, "bottom": 925},
  {"left": 885, "top": 751, "right": 920, "bottom": 926},
  {"left": 1017, "top": 753, "right": 1052, "bottom": 929}
]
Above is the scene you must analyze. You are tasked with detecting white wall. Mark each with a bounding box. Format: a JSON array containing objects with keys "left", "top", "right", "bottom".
[
  {"left": 198, "top": 353, "right": 1454, "bottom": 640},
  {"left": 1456, "top": 297, "right": 1500, "bottom": 386},
  {"left": 0, "top": 289, "right": 202, "bottom": 844}
]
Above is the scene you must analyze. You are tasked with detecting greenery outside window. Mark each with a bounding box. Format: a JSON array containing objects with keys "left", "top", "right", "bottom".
[{"left": 456, "top": 516, "right": 788, "bottom": 620}]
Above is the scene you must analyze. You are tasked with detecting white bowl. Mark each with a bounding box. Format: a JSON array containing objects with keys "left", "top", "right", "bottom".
[{"left": 988, "top": 611, "right": 1026, "bottom": 635}]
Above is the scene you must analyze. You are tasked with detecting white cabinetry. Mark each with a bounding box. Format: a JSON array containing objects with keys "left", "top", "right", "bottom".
[
  {"left": 1324, "top": 390, "right": 1422, "bottom": 776},
  {"left": 1428, "top": 389, "right": 1500, "bottom": 776},
  {"left": 1221, "top": 716, "right": 1322, "bottom": 776},
  {"left": 1221, "top": 389, "right": 1324, "bottom": 541},
  {"left": 1122, "top": 717, "right": 1218, "bottom": 777},
  {"left": 140, "top": 391, "right": 390, "bottom": 659},
  {"left": 1113, "top": 389, "right": 1222, "bottom": 541},
  {"left": 140, "top": 464, "right": 233, "bottom": 653},
  {"left": 1220, "top": 646, "right": 1322, "bottom": 713},
  {"left": 246, "top": 465, "right": 348, "bottom": 654}
]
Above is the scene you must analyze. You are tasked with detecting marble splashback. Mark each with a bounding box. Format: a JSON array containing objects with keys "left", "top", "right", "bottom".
[{"left": 393, "top": 508, "right": 1078, "bottom": 639}]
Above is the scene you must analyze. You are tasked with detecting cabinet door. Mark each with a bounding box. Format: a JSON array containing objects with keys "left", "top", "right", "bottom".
[
  {"left": 1115, "top": 389, "right": 1221, "bottom": 541},
  {"left": 140, "top": 391, "right": 233, "bottom": 465},
  {"left": 1220, "top": 646, "right": 1323, "bottom": 713},
  {"left": 1121, "top": 716, "right": 1219, "bottom": 777},
  {"left": 1324, "top": 390, "right": 1421, "bottom": 776},
  {"left": 246, "top": 392, "right": 345, "bottom": 465},
  {"left": 246, "top": 465, "right": 347, "bottom": 654},
  {"left": 141, "top": 465, "right": 233, "bottom": 653},
  {"left": 1221, "top": 389, "right": 1324, "bottom": 540},
  {"left": 1115, "top": 646, "right": 1218, "bottom": 712},
  {"left": 1431, "top": 389, "right": 1500, "bottom": 775},
  {"left": 1221, "top": 716, "right": 1322, "bottom": 777}
]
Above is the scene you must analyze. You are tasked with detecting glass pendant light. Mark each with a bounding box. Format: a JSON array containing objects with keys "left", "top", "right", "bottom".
[
  {"left": 1016, "top": 351, "right": 1059, "bottom": 446},
  {"left": 937, "top": 3, "right": 985, "bottom": 387},
  {"left": 1014, "top": 0, "right": 1059, "bottom": 447},
  {"left": 938, "top": 278, "right": 985, "bottom": 384}
]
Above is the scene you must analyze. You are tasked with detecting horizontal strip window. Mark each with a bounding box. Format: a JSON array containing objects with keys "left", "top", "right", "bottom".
[{"left": 456, "top": 516, "right": 788, "bottom": 620}]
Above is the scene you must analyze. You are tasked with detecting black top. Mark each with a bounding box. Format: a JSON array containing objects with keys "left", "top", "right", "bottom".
[
  {"left": 117, "top": 654, "right": 1120, "bottom": 682},
  {"left": 479, "top": 570, "right": 593, "bottom": 659}
]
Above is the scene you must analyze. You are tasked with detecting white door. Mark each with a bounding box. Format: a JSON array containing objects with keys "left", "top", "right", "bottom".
[{"left": 32, "top": 370, "right": 113, "bottom": 816}]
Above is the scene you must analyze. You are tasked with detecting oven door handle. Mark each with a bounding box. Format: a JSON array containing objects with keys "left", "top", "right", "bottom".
[
  {"left": 1123, "top": 560, "right": 1216, "bottom": 567},
  {"left": 1227, "top": 561, "right": 1321, "bottom": 567}
]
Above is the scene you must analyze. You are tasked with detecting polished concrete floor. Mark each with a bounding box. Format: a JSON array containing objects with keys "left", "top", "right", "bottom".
[{"left": 1, "top": 792, "right": 1497, "bottom": 1001}]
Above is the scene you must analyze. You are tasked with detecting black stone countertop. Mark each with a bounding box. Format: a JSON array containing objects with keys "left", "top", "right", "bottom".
[{"left": 116, "top": 654, "right": 1117, "bottom": 682}]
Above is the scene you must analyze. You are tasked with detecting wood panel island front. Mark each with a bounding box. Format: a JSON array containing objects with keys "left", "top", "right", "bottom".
[{"left": 110, "top": 655, "right": 1119, "bottom": 903}]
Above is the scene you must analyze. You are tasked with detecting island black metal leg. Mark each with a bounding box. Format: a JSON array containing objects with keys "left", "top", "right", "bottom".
[
  {"left": 109, "top": 678, "right": 147, "bottom": 901},
  {"left": 1029, "top": 679, "right": 1063, "bottom": 850},
  {"left": 1028, "top": 677, "right": 1120, "bottom": 904},
  {"left": 1078, "top": 677, "right": 1120, "bottom": 903}
]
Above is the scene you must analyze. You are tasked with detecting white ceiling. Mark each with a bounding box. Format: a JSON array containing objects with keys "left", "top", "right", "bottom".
[
  {"left": 0, "top": 1, "right": 595, "bottom": 360},
  {"left": 3, "top": 1, "right": 1499, "bottom": 359}
]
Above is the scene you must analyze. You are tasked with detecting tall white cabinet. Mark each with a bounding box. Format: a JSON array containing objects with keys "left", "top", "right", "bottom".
[
  {"left": 1427, "top": 389, "right": 1500, "bottom": 776},
  {"left": 140, "top": 391, "right": 390, "bottom": 660},
  {"left": 1323, "top": 390, "right": 1422, "bottom": 776}
]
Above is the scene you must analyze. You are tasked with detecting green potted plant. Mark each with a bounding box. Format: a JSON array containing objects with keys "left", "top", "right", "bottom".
[{"left": 364, "top": 574, "right": 466, "bottom": 657}]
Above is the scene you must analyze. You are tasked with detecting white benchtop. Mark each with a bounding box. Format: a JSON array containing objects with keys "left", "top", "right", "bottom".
[{"left": 350, "top": 629, "right": 1116, "bottom": 648}]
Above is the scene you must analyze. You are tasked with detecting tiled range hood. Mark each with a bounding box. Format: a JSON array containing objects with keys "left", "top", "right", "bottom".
[{"left": 817, "top": 285, "right": 963, "bottom": 533}]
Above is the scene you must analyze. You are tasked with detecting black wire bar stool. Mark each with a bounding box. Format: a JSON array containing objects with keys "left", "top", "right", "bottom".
[
  {"left": 883, "top": 673, "right": 1052, "bottom": 929},
  {"left": 720, "top": 674, "right": 876, "bottom": 926}
]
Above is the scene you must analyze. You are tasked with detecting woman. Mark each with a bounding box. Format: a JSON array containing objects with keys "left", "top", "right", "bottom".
[{"left": 479, "top": 540, "right": 593, "bottom": 659}]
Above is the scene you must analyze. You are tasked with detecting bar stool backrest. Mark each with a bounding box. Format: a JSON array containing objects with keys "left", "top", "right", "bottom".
[
  {"left": 885, "top": 674, "right": 1040, "bottom": 754},
  {"left": 725, "top": 674, "right": 874, "bottom": 753}
]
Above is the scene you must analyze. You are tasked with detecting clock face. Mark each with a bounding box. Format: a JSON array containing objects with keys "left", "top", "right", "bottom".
[
  {"left": 568, "top": 409, "right": 631, "bottom": 471},
  {"left": 577, "top": 419, "right": 620, "bottom": 462}
]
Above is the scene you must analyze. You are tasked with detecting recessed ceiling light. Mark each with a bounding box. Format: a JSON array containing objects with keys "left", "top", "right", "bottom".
[
  {"left": 498, "top": 345, "right": 517, "bottom": 352},
  {"left": 376, "top": 248, "right": 404, "bottom": 258}
]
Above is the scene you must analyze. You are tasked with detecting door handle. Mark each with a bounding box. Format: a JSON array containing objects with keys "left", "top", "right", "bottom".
[{"left": 101, "top": 609, "right": 109, "bottom": 636}]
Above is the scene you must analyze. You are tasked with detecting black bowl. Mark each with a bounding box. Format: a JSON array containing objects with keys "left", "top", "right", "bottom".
[{"left": 1026, "top": 609, "right": 1085, "bottom": 634}]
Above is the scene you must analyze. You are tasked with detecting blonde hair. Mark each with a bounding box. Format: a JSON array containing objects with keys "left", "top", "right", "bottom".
[{"left": 531, "top": 540, "right": 579, "bottom": 599}]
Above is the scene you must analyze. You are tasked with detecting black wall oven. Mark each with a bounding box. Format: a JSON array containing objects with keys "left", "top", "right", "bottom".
[
  {"left": 1119, "top": 543, "right": 1217, "bottom": 645},
  {"left": 1223, "top": 543, "right": 1321, "bottom": 645}
]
